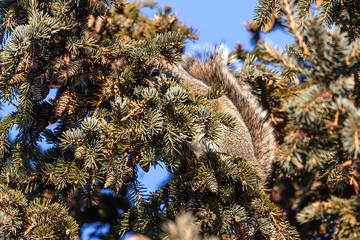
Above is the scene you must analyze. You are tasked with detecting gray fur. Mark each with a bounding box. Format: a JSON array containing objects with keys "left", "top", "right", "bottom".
[{"left": 173, "top": 45, "right": 275, "bottom": 183}]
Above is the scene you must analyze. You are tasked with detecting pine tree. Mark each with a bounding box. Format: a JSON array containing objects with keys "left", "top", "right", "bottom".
[
  {"left": 246, "top": 0, "right": 360, "bottom": 238},
  {"left": 5, "top": 0, "right": 356, "bottom": 239},
  {"left": 0, "top": 0, "right": 197, "bottom": 238}
]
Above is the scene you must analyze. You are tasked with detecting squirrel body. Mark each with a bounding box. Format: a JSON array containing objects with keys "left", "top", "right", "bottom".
[{"left": 172, "top": 46, "right": 275, "bottom": 182}]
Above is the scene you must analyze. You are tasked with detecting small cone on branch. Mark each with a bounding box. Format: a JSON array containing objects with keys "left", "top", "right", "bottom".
[{"left": 165, "top": 5, "right": 172, "bottom": 13}]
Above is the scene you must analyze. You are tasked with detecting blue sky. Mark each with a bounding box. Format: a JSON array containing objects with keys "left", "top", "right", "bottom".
[{"left": 151, "top": 0, "right": 293, "bottom": 50}]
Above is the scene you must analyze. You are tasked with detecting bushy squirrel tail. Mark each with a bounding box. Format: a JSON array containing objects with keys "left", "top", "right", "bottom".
[{"left": 178, "top": 45, "right": 275, "bottom": 180}]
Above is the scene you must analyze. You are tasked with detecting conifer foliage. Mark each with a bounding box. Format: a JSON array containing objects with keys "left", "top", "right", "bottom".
[
  {"left": 4, "top": 0, "right": 360, "bottom": 239},
  {"left": 0, "top": 0, "right": 302, "bottom": 238},
  {"left": 0, "top": 0, "right": 198, "bottom": 238},
  {"left": 0, "top": 0, "right": 299, "bottom": 239},
  {"left": 251, "top": 0, "right": 360, "bottom": 238}
]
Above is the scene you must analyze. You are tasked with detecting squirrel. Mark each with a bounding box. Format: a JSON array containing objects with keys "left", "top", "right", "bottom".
[{"left": 164, "top": 45, "right": 275, "bottom": 183}]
